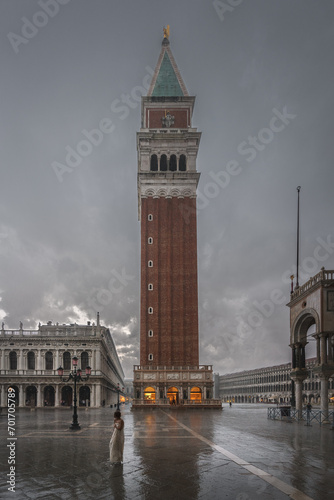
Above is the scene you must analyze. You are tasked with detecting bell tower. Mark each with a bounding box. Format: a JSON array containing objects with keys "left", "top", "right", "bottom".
[{"left": 133, "top": 29, "right": 217, "bottom": 408}]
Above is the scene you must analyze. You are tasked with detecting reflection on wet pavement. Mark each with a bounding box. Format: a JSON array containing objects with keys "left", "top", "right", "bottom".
[{"left": 0, "top": 404, "right": 333, "bottom": 499}]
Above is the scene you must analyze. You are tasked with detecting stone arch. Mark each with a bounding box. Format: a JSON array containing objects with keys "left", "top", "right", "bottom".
[
  {"left": 44, "top": 386, "right": 55, "bottom": 406},
  {"left": 79, "top": 386, "right": 90, "bottom": 406},
  {"left": 170, "top": 188, "right": 181, "bottom": 197},
  {"left": 190, "top": 386, "right": 202, "bottom": 402},
  {"left": 61, "top": 386, "right": 72, "bottom": 406},
  {"left": 181, "top": 188, "right": 192, "bottom": 198},
  {"left": 144, "top": 188, "right": 155, "bottom": 198},
  {"left": 157, "top": 188, "right": 168, "bottom": 197},
  {"left": 26, "top": 386, "right": 37, "bottom": 406},
  {"left": 291, "top": 308, "right": 320, "bottom": 345},
  {"left": 144, "top": 386, "right": 156, "bottom": 401},
  {"left": 167, "top": 386, "right": 179, "bottom": 404}
]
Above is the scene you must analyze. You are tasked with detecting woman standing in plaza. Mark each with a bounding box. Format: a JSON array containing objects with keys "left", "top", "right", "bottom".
[{"left": 109, "top": 410, "right": 124, "bottom": 464}]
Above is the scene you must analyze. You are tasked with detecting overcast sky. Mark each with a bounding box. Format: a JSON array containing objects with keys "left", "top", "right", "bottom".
[{"left": 1, "top": 0, "right": 334, "bottom": 378}]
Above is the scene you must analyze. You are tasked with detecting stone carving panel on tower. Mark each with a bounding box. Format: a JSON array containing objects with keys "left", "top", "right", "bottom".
[{"left": 190, "top": 373, "right": 203, "bottom": 380}]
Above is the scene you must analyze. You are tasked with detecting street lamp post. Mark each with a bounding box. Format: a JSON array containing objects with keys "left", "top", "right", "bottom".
[
  {"left": 116, "top": 383, "right": 124, "bottom": 410},
  {"left": 57, "top": 356, "right": 91, "bottom": 430}
]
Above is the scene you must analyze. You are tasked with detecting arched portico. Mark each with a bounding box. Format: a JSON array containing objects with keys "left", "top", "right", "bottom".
[
  {"left": 44, "top": 386, "right": 55, "bottom": 406},
  {"left": 167, "top": 386, "right": 179, "bottom": 404},
  {"left": 144, "top": 386, "right": 156, "bottom": 401},
  {"left": 61, "top": 386, "right": 72, "bottom": 406},
  {"left": 288, "top": 269, "right": 334, "bottom": 419},
  {"left": 26, "top": 386, "right": 37, "bottom": 406},
  {"left": 190, "top": 386, "right": 202, "bottom": 402}
]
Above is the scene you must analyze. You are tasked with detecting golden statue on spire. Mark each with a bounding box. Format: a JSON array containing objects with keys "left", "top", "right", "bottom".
[{"left": 163, "top": 25, "right": 170, "bottom": 39}]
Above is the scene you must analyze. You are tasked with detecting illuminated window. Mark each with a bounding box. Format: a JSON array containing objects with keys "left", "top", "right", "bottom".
[
  {"left": 190, "top": 386, "right": 202, "bottom": 402},
  {"left": 148, "top": 260, "right": 153, "bottom": 267},
  {"left": 148, "top": 284, "right": 153, "bottom": 291},
  {"left": 144, "top": 386, "right": 156, "bottom": 400}
]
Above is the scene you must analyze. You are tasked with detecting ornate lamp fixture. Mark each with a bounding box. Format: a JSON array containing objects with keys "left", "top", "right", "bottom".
[{"left": 57, "top": 356, "right": 91, "bottom": 430}]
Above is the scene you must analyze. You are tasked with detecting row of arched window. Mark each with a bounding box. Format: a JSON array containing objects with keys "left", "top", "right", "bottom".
[
  {"left": 150, "top": 154, "right": 187, "bottom": 172},
  {"left": 9, "top": 351, "right": 89, "bottom": 371}
]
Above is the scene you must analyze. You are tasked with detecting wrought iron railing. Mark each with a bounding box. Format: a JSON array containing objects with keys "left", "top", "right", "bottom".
[{"left": 267, "top": 407, "right": 334, "bottom": 426}]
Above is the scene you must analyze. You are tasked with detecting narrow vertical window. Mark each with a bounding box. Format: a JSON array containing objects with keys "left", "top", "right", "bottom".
[
  {"left": 148, "top": 284, "right": 153, "bottom": 291},
  {"left": 179, "top": 154, "right": 187, "bottom": 171},
  {"left": 27, "top": 351, "right": 35, "bottom": 370},
  {"left": 148, "top": 214, "right": 153, "bottom": 221},
  {"left": 148, "top": 354, "right": 153, "bottom": 361},
  {"left": 148, "top": 307, "right": 153, "bottom": 314},
  {"left": 150, "top": 154, "right": 158, "bottom": 171},
  {"left": 148, "top": 260, "right": 153, "bottom": 267},
  {"left": 169, "top": 154, "right": 177, "bottom": 171},
  {"left": 148, "top": 237, "right": 153, "bottom": 244},
  {"left": 63, "top": 351, "right": 71, "bottom": 370},
  {"left": 81, "top": 351, "right": 89, "bottom": 370},
  {"left": 45, "top": 351, "right": 53, "bottom": 370},
  {"left": 148, "top": 330, "right": 153, "bottom": 337},
  {"left": 9, "top": 352, "right": 17, "bottom": 370},
  {"left": 160, "top": 154, "right": 167, "bottom": 171}
]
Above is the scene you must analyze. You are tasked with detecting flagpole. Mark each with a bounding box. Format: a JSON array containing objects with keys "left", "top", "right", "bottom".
[{"left": 296, "top": 186, "right": 301, "bottom": 289}]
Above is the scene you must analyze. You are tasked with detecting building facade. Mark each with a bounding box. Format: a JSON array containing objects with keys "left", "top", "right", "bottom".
[
  {"left": 133, "top": 29, "right": 218, "bottom": 408},
  {"left": 219, "top": 358, "right": 334, "bottom": 405},
  {"left": 287, "top": 268, "right": 334, "bottom": 417},
  {"left": 0, "top": 314, "right": 124, "bottom": 408}
]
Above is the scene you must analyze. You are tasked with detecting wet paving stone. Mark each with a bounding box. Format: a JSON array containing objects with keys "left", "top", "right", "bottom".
[{"left": 0, "top": 404, "right": 333, "bottom": 499}]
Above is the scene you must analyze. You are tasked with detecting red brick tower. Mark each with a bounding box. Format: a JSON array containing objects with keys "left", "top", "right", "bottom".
[
  {"left": 138, "top": 31, "right": 201, "bottom": 367},
  {"left": 133, "top": 29, "right": 217, "bottom": 407}
]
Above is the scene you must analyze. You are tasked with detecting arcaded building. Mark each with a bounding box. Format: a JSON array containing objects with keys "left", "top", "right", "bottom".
[
  {"left": 133, "top": 29, "right": 218, "bottom": 408},
  {"left": 219, "top": 358, "right": 334, "bottom": 405},
  {"left": 0, "top": 314, "right": 124, "bottom": 408}
]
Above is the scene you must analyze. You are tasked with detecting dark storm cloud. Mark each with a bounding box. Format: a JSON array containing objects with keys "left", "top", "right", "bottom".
[{"left": 1, "top": 0, "right": 334, "bottom": 377}]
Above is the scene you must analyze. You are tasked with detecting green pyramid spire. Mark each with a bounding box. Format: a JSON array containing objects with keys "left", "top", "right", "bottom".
[
  {"left": 151, "top": 52, "right": 184, "bottom": 97},
  {"left": 147, "top": 32, "right": 189, "bottom": 98}
]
